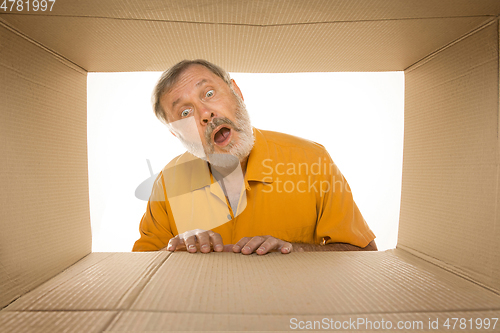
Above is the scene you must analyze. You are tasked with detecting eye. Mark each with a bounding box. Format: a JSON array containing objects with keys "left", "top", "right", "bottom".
[
  {"left": 205, "top": 89, "right": 214, "bottom": 98},
  {"left": 181, "top": 109, "right": 191, "bottom": 117}
]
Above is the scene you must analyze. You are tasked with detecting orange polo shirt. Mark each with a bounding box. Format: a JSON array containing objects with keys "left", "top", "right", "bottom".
[{"left": 132, "top": 128, "right": 375, "bottom": 251}]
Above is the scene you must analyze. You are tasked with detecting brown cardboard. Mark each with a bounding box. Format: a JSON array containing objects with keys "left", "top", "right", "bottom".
[
  {"left": 0, "top": 3, "right": 498, "bottom": 72},
  {"left": 0, "top": 311, "right": 116, "bottom": 333},
  {"left": 131, "top": 251, "right": 500, "bottom": 315},
  {"left": 399, "top": 20, "right": 500, "bottom": 293},
  {"left": 3, "top": 0, "right": 500, "bottom": 23},
  {"left": 0, "top": 19, "right": 90, "bottom": 309},
  {"left": 5, "top": 252, "right": 169, "bottom": 311},
  {"left": 1, "top": 1, "right": 500, "bottom": 331},
  {"left": 2, "top": 251, "right": 500, "bottom": 332},
  {"left": 105, "top": 310, "right": 500, "bottom": 331}
]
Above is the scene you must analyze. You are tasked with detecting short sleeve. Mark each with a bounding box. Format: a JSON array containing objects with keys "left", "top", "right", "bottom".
[
  {"left": 314, "top": 150, "right": 375, "bottom": 248},
  {"left": 132, "top": 172, "right": 175, "bottom": 251}
]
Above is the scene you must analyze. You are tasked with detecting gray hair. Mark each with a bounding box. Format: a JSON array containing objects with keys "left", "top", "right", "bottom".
[{"left": 152, "top": 59, "right": 232, "bottom": 125}]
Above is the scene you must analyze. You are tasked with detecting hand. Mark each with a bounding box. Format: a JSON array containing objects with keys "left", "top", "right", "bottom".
[
  {"left": 232, "top": 235, "right": 292, "bottom": 255},
  {"left": 166, "top": 229, "right": 228, "bottom": 253}
]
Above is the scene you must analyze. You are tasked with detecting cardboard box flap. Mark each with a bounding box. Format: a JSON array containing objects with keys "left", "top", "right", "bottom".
[
  {"left": 0, "top": 21, "right": 89, "bottom": 310},
  {"left": 5, "top": 0, "right": 500, "bottom": 24},
  {"left": 3, "top": 250, "right": 500, "bottom": 331},
  {"left": 2, "top": 253, "right": 114, "bottom": 307},
  {"left": 107, "top": 310, "right": 500, "bottom": 331},
  {"left": 0, "top": 311, "right": 116, "bottom": 333},
  {"left": 131, "top": 251, "right": 500, "bottom": 315},
  {"left": 5, "top": 252, "right": 169, "bottom": 311},
  {"left": 1, "top": 2, "right": 498, "bottom": 72},
  {"left": 399, "top": 20, "right": 499, "bottom": 292}
]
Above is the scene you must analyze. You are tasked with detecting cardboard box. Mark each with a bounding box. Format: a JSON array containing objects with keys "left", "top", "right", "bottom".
[{"left": 1, "top": 1, "right": 500, "bottom": 331}]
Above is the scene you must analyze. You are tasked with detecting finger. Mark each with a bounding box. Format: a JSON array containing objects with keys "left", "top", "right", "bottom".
[
  {"left": 175, "top": 242, "right": 187, "bottom": 251},
  {"left": 256, "top": 237, "right": 279, "bottom": 255},
  {"left": 196, "top": 231, "right": 212, "bottom": 253},
  {"left": 166, "top": 237, "right": 181, "bottom": 251},
  {"left": 175, "top": 242, "right": 188, "bottom": 251},
  {"left": 223, "top": 244, "right": 234, "bottom": 252},
  {"left": 233, "top": 237, "right": 251, "bottom": 253},
  {"left": 241, "top": 236, "right": 266, "bottom": 255},
  {"left": 280, "top": 242, "right": 293, "bottom": 254},
  {"left": 184, "top": 235, "right": 197, "bottom": 253},
  {"left": 209, "top": 231, "right": 224, "bottom": 252}
]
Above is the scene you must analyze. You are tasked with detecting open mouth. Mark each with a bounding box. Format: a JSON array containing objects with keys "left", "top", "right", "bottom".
[{"left": 212, "top": 125, "right": 232, "bottom": 147}]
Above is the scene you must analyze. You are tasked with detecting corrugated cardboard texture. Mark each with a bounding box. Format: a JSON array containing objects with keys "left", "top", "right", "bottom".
[
  {"left": 107, "top": 310, "right": 500, "bottom": 332},
  {"left": 131, "top": 251, "right": 500, "bottom": 315},
  {"left": 0, "top": 23, "right": 90, "bottom": 309},
  {"left": 1, "top": 1, "right": 499, "bottom": 72},
  {"left": 3, "top": 0, "right": 500, "bottom": 23},
  {"left": 2, "top": 251, "right": 499, "bottom": 332},
  {"left": 0, "top": 311, "right": 116, "bottom": 333},
  {"left": 5, "top": 252, "right": 170, "bottom": 311},
  {"left": 399, "top": 21, "right": 500, "bottom": 292}
]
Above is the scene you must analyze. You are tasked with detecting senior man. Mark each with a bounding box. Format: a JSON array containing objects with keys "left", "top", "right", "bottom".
[{"left": 133, "top": 59, "right": 377, "bottom": 254}]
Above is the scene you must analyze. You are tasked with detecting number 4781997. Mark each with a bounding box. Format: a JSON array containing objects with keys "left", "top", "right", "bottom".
[
  {"left": 1, "top": 0, "right": 56, "bottom": 12},
  {"left": 443, "top": 318, "right": 498, "bottom": 330}
]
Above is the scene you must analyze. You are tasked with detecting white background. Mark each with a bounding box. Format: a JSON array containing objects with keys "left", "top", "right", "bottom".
[{"left": 88, "top": 71, "right": 404, "bottom": 252}]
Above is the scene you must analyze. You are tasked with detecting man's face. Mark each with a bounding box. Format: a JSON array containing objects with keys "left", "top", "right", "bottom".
[{"left": 160, "top": 65, "right": 253, "bottom": 165}]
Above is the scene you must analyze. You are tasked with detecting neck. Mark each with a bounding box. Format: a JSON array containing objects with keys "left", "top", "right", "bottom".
[
  {"left": 209, "top": 154, "right": 249, "bottom": 181},
  {"left": 239, "top": 155, "right": 249, "bottom": 177}
]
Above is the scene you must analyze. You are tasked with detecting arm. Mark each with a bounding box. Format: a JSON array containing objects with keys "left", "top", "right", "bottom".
[
  {"left": 293, "top": 240, "right": 377, "bottom": 252},
  {"left": 132, "top": 172, "right": 175, "bottom": 251},
  {"left": 313, "top": 150, "right": 377, "bottom": 249}
]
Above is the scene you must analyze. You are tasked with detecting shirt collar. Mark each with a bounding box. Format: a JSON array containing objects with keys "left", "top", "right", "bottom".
[{"left": 245, "top": 127, "right": 274, "bottom": 183}]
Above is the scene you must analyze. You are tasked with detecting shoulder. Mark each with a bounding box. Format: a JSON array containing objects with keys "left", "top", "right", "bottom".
[
  {"left": 160, "top": 151, "right": 204, "bottom": 175},
  {"left": 156, "top": 151, "right": 198, "bottom": 187},
  {"left": 257, "top": 128, "right": 328, "bottom": 156},
  {"left": 158, "top": 151, "right": 211, "bottom": 194}
]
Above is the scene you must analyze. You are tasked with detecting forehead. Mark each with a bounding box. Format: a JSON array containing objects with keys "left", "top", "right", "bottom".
[{"left": 167, "top": 65, "right": 222, "bottom": 98}]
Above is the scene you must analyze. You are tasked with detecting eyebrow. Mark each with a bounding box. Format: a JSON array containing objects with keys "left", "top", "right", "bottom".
[
  {"left": 171, "top": 79, "right": 209, "bottom": 110},
  {"left": 196, "top": 79, "right": 208, "bottom": 87}
]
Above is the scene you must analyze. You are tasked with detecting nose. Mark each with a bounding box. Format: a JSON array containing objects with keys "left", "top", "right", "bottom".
[{"left": 199, "top": 104, "right": 215, "bottom": 125}]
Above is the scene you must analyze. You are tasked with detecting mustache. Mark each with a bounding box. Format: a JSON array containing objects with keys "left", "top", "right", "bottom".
[{"left": 204, "top": 117, "right": 241, "bottom": 144}]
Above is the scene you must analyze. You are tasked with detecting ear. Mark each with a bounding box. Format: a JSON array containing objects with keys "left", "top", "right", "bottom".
[{"left": 230, "top": 79, "right": 244, "bottom": 101}]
